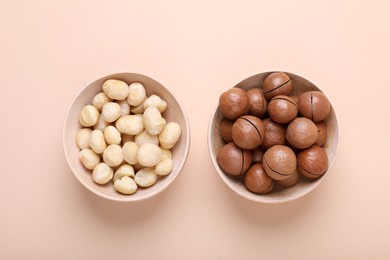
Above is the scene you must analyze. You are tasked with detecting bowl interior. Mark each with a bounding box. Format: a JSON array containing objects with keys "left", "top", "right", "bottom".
[
  {"left": 208, "top": 72, "right": 339, "bottom": 203},
  {"left": 63, "top": 73, "right": 190, "bottom": 202}
]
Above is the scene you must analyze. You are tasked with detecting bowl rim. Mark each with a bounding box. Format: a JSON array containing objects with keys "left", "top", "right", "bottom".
[
  {"left": 62, "top": 72, "right": 191, "bottom": 202},
  {"left": 207, "top": 70, "right": 340, "bottom": 204}
]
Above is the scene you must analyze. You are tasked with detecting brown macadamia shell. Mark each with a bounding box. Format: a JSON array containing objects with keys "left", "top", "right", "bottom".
[
  {"left": 244, "top": 164, "right": 274, "bottom": 194},
  {"left": 268, "top": 95, "right": 298, "bottom": 124},
  {"left": 219, "top": 88, "right": 249, "bottom": 119},
  {"left": 297, "top": 145, "right": 328, "bottom": 179},
  {"left": 315, "top": 121, "right": 327, "bottom": 146},
  {"left": 246, "top": 88, "right": 268, "bottom": 117},
  {"left": 286, "top": 117, "right": 318, "bottom": 149},
  {"left": 219, "top": 118, "right": 235, "bottom": 143},
  {"left": 217, "top": 142, "right": 253, "bottom": 176},
  {"left": 263, "top": 72, "right": 294, "bottom": 100},
  {"left": 232, "top": 115, "right": 265, "bottom": 149},
  {"left": 276, "top": 169, "right": 300, "bottom": 187},
  {"left": 261, "top": 118, "right": 286, "bottom": 149},
  {"left": 298, "top": 91, "right": 331, "bottom": 122},
  {"left": 262, "top": 145, "right": 297, "bottom": 181}
]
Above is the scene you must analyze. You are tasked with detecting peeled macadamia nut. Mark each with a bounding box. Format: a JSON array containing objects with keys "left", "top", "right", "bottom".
[
  {"left": 143, "top": 94, "right": 168, "bottom": 113},
  {"left": 219, "top": 118, "right": 234, "bottom": 143},
  {"left": 268, "top": 95, "right": 298, "bottom": 124},
  {"left": 114, "top": 176, "right": 138, "bottom": 195},
  {"left": 92, "top": 92, "right": 111, "bottom": 111},
  {"left": 232, "top": 115, "right": 265, "bottom": 149},
  {"left": 102, "top": 79, "right": 129, "bottom": 100},
  {"left": 298, "top": 91, "right": 331, "bottom": 122},
  {"left": 92, "top": 163, "right": 113, "bottom": 184},
  {"left": 127, "top": 82, "right": 146, "bottom": 106},
  {"left": 113, "top": 164, "right": 135, "bottom": 182},
  {"left": 135, "top": 130, "right": 159, "bottom": 146},
  {"left": 219, "top": 88, "right": 249, "bottom": 119},
  {"left": 160, "top": 148, "right": 172, "bottom": 160},
  {"left": 79, "top": 148, "right": 100, "bottom": 170},
  {"left": 158, "top": 122, "right": 181, "bottom": 149},
  {"left": 89, "top": 130, "right": 107, "bottom": 154},
  {"left": 155, "top": 158, "right": 174, "bottom": 176},
  {"left": 244, "top": 164, "right": 273, "bottom": 194},
  {"left": 217, "top": 142, "right": 252, "bottom": 176},
  {"left": 137, "top": 143, "right": 161, "bottom": 167},
  {"left": 276, "top": 169, "right": 300, "bottom": 187},
  {"left": 79, "top": 105, "right": 99, "bottom": 127},
  {"left": 131, "top": 103, "right": 145, "bottom": 114},
  {"left": 118, "top": 100, "right": 130, "bottom": 116},
  {"left": 298, "top": 146, "right": 328, "bottom": 179},
  {"left": 104, "top": 125, "right": 121, "bottom": 145},
  {"left": 93, "top": 115, "right": 110, "bottom": 132},
  {"left": 246, "top": 88, "right": 268, "bottom": 117},
  {"left": 103, "top": 144, "right": 124, "bottom": 167},
  {"left": 286, "top": 117, "right": 318, "bottom": 149},
  {"left": 122, "top": 141, "right": 139, "bottom": 165},
  {"left": 134, "top": 168, "right": 158, "bottom": 187},
  {"left": 101, "top": 102, "right": 121, "bottom": 123},
  {"left": 116, "top": 115, "right": 144, "bottom": 135},
  {"left": 143, "top": 107, "right": 166, "bottom": 136},
  {"left": 262, "top": 145, "right": 297, "bottom": 181},
  {"left": 261, "top": 118, "right": 286, "bottom": 149},
  {"left": 315, "top": 122, "right": 327, "bottom": 146},
  {"left": 263, "top": 72, "right": 293, "bottom": 100},
  {"left": 76, "top": 128, "right": 92, "bottom": 149}
]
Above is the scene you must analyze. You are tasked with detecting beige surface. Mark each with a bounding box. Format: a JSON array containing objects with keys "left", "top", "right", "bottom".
[{"left": 1, "top": 0, "right": 389, "bottom": 259}]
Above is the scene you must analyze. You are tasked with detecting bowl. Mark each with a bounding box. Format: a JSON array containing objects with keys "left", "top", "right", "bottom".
[
  {"left": 63, "top": 72, "right": 190, "bottom": 202},
  {"left": 208, "top": 71, "right": 339, "bottom": 203}
]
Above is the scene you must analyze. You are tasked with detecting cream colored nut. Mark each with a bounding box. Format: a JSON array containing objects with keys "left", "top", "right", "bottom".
[
  {"left": 79, "top": 105, "right": 99, "bottom": 127},
  {"left": 102, "top": 79, "right": 130, "bottom": 100},
  {"left": 93, "top": 115, "right": 110, "bottom": 132},
  {"left": 103, "top": 144, "right": 124, "bottom": 167},
  {"left": 122, "top": 141, "right": 139, "bottom": 165},
  {"left": 92, "top": 163, "right": 113, "bottom": 184},
  {"left": 134, "top": 168, "right": 158, "bottom": 187},
  {"left": 135, "top": 130, "right": 159, "bottom": 146},
  {"left": 92, "top": 92, "right": 111, "bottom": 111},
  {"left": 76, "top": 128, "right": 92, "bottom": 149},
  {"left": 155, "top": 158, "right": 173, "bottom": 176},
  {"left": 89, "top": 130, "right": 107, "bottom": 154},
  {"left": 143, "top": 94, "right": 168, "bottom": 113},
  {"left": 137, "top": 143, "right": 161, "bottom": 167},
  {"left": 130, "top": 102, "right": 145, "bottom": 114},
  {"left": 104, "top": 125, "right": 121, "bottom": 145},
  {"left": 116, "top": 115, "right": 144, "bottom": 135},
  {"left": 160, "top": 148, "right": 172, "bottom": 160},
  {"left": 159, "top": 122, "right": 181, "bottom": 149},
  {"left": 118, "top": 100, "right": 130, "bottom": 116},
  {"left": 127, "top": 82, "right": 146, "bottom": 106},
  {"left": 143, "top": 107, "right": 166, "bottom": 135},
  {"left": 79, "top": 148, "right": 100, "bottom": 170},
  {"left": 121, "top": 134, "right": 134, "bottom": 145},
  {"left": 101, "top": 102, "right": 121, "bottom": 123},
  {"left": 114, "top": 176, "right": 137, "bottom": 195},
  {"left": 113, "top": 164, "right": 135, "bottom": 182}
]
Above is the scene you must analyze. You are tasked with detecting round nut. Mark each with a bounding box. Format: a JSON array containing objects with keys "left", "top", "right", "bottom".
[
  {"left": 122, "top": 141, "right": 139, "bottom": 165},
  {"left": 263, "top": 72, "right": 293, "bottom": 100},
  {"left": 155, "top": 158, "right": 174, "bottom": 176},
  {"left": 134, "top": 168, "right": 158, "bottom": 187},
  {"left": 219, "top": 118, "right": 234, "bottom": 143},
  {"left": 79, "top": 148, "right": 100, "bottom": 170},
  {"left": 102, "top": 79, "right": 129, "bottom": 100},
  {"left": 113, "top": 164, "right": 135, "bottom": 182},
  {"left": 217, "top": 142, "right": 252, "bottom": 176},
  {"left": 261, "top": 118, "right": 286, "bottom": 149},
  {"left": 103, "top": 144, "right": 124, "bottom": 167},
  {"left": 315, "top": 122, "right": 327, "bottom": 146},
  {"left": 137, "top": 143, "right": 161, "bottom": 167},
  {"left": 286, "top": 117, "right": 318, "bottom": 149},
  {"left": 160, "top": 148, "right": 172, "bottom": 160},
  {"left": 262, "top": 145, "right": 297, "bottom": 180},
  {"left": 135, "top": 130, "right": 159, "bottom": 146},
  {"left": 143, "top": 94, "right": 168, "bottom": 113},
  {"left": 244, "top": 163, "right": 274, "bottom": 194},
  {"left": 89, "top": 130, "right": 107, "bottom": 154},
  {"left": 276, "top": 169, "right": 300, "bottom": 187},
  {"left": 117, "top": 100, "right": 130, "bottom": 116},
  {"left": 232, "top": 115, "right": 265, "bottom": 149},
  {"left": 143, "top": 107, "right": 166, "bottom": 136},
  {"left": 219, "top": 88, "right": 249, "bottom": 119},
  {"left": 114, "top": 176, "right": 137, "bottom": 195},
  {"left": 158, "top": 122, "right": 181, "bottom": 149},
  {"left": 246, "top": 88, "right": 268, "bottom": 117},
  {"left": 92, "top": 163, "right": 113, "bottom": 184},
  {"left": 76, "top": 128, "right": 92, "bottom": 149},
  {"left": 101, "top": 102, "right": 121, "bottom": 123},
  {"left": 93, "top": 115, "right": 110, "bottom": 132},
  {"left": 92, "top": 92, "right": 111, "bottom": 111},
  {"left": 116, "top": 115, "right": 144, "bottom": 135},
  {"left": 79, "top": 105, "right": 99, "bottom": 127},
  {"left": 104, "top": 125, "right": 121, "bottom": 145},
  {"left": 298, "top": 146, "right": 328, "bottom": 179},
  {"left": 298, "top": 91, "right": 331, "bottom": 122},
  {"left": 127, "top": 82, "right": 146, "bottom": 106},
  {"left": 268, "top": 95, "right": 298, "bottom": 123}
]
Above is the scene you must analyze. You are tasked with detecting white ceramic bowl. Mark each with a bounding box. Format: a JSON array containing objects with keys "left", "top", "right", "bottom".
[
  {"left": 208, "top": 71, "right": 339, "bottom": 203},
  {"left": 63, "top": 72, "right": 190, "bottom": 202}
]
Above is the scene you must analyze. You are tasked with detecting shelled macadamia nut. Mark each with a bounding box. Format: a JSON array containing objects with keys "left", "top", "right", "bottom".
[
  {"left": 122, "top": 141, "right": 139, "bottom": 165},
  {"left": 130, "top": 102, "right": 145, "bottom": 114},
  {"left": 160, "top": 148, "right": 172, "bottom": 160},
  {"left": 79, "top": 105, "right": 99, "bottom": 127},
  {"left": 116, "top": 115, "right": 144, "bottom": 135},
  {"left": 135, "top": 130, "right": 159, "bottom": 146},
  {"left": 101, "top": 102, "right": 121, "bottom": 123},
  {"left": 103, "top": 144, "right": 124, "bottom": 167},
  {"left": 155, "top": 158, "right": 173, "bottom": 176},
  {"left": 102, "top": 79, "right": 129, "bottom": 100},
  {"left": 113, "top": 164, "right": 135, "bottom": 182},
  {"left": 104, "top": 125, "right": 121, "bottom": 145},
  {"left": 76, "top": 128, "right": 92, "bottom": 149},
  {"left": 89, "top": 130, "right": 107, "bottom": 154},
  {"left": 158, "top": 122, "right": 181, "bottom": 149},
  {"left": 79, "top": 148, "right": 100, "bottom": 170},
  {"left": 93, "top": 115, "right": 110, "bottom": 132},
  {"left": 92, "top": 92, "right": 111, "bottom": 111},
  {"left": 92, "top": 163, "right": 113, "bottom": 184},
  {"left": 118, "top": 100, "right": 130, "bottom": 116},
  {"left": 134, "top": 168, "right": 158, "bottom": 187},
  {"left": 127, "top": 82, "right": 146, "bottom": 106},
  {"left": 114, "top": 176, "right": 137, "bottom": 195},
  {"left": 143, "top": 107, "right": 166, "bottom": 135},
  {"left": 137, "top": 143, "right": 161, "bottom": 167},
  {"left": 143, "top": 94, "right": 168, "bottom": 113}
]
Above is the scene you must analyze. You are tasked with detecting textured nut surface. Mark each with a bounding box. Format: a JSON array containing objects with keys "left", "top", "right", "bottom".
[
  {"left": 113, "top": 164, "right": 135, "bottom": 182},
  {"left": 143, "top": 94, "right": 168, "bottom": 112},
  {"left": 143, "top": 107, "right": 166, "bottom": 136},
  {"left": 244, "top": 163, "right": 274, "bottom": 194},
  {"left": 116, "top": 115, "right": 144, "bottom": 135},
  {"left": 103, "top": 144, "right": 124, "bottom": 167},
  {"left": 158, "top": 122, "right": 181, "bottom": 149},
  {"left": 262, "top": 145, "right": 297, "bottom": 180},
  {"left": 217, "top": 142, "right": 252, "bottom": 176},
  {"left": 89, "top": 130, "right": 107, "bottom": 154},
  {"left": 122, "top": 141, "right": 139, "bottom": 165},
  {"left": 102, "top": 79, "right": 129, "bottom": 100},
  {"left": 219, "top": 118, "right": 234, "bottom": 143},
  {"left": 114, "top": 176, "right": 137, "bottom": 195},
  {"left": 79, "top": 148, "right": 100, "bottom": 170},
  {"left": 93, "top": 115, "right": 110, "bottom": 132},
  {"left": 134, "top": 168, "right": 158, "bottom": 187},
  {"left": 286, "top": 117, "right": 318, "bottom": 149},
  {"left": 219, "top": 88, "right": 249, "bottom": 119},
  {"left": 276, "top": 169, "right": 300, "bottom": 187},
  {"left": 160, "top": 148, "right": 172, "bottom": 160},
  {"left": 155, "top": 158, "right": 173, "bottom": 176},
  {"left": 101, "top": 102, "right": 121, "bottom": 123},
  {"left": 261, "top": 118, "right": 286, "bottom": 149},
  {"left": 135, "top": 130, "right": 159, "bottom": 146},
  {"left": 92, "top": 163, "right": 113, "bottom": 184},
  {"left": 298, "top": 145, "right": 328, "bottom": 179},
  {"left": 263, "top": 72, "right": 293, "bottom": 100},
  {"left": 315, "top": 122, "right": 327, "bottom": 146},
  {"left": 298, "top": 91, "right": 331, "bottom": 122},
  {"left": 137, "top": 143, "right": 161, "bottom": 167},
  {"left": 127, "top": 82, "right": 146, "bottom": 106},
  {"left": 246, "top": 88, "right": 268, "bottom": 117},
  {"left": 232, "top": 115, "right": 265, "bottom": 149},
  {"left": 76, "top": 128, "right": 92, "bottom": 149},
  {"left": 92, "top": 92, "right": 111, "bottom": 111},
  {"left": 79, "top": 105, "right": 99, "bottom": 127},
  {"left": 118, "top": 100, "right": 130, "bottom": 116},
  {"left": 104, "top": 125, "right": 121, "bottom": 145},
  {"left": 268, "top": 95, "right": 298, "bottom": 124}
]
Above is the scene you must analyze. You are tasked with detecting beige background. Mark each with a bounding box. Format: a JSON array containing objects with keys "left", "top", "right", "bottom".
[{"left": 1, "top": 0, "right": 390, "bottom": 259}]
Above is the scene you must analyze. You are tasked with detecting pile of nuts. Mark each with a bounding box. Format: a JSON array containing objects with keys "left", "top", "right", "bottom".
[
  {"left": 217, "top": 72, "right": 330, "bottom": 194},
  {"left": 76, "top": 79, "right": 181, "bottom": 195}
]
